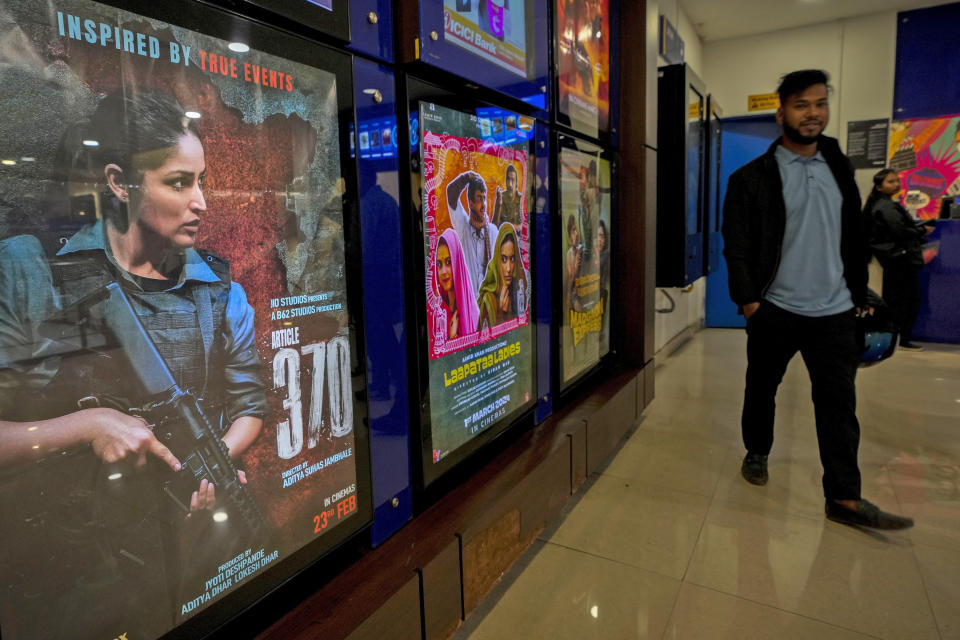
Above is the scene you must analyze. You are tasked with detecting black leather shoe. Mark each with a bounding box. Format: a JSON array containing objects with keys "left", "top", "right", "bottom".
[
  {"left": 741, "top": 453, "right": 768, "bottom": 486},
  {"left": 825, "top": 499, "right": 914, "bottom": 530}
]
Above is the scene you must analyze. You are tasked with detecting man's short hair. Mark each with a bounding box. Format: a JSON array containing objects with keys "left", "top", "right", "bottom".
[
  {"left": 467, "top": 173, "right": 486, "bottom": 203},
  {"left": 777, "top": 69, "right": 830, "bottom": 104},
  {"left": 505, "top": 164, "right": 518, "bottom": 181}
]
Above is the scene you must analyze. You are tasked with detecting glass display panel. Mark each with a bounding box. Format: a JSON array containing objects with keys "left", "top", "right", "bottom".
[
  {"left": 443, "top": 0, "right": 531, "bottom": 79},
  {"left": 417, "top": 101, "right": 536, "bottom": 484},
  {"left": 416, "top": 0, "right": 548, "bottom": 116},
  {"left": 559, "top": 137, "right": 612, "bottom": 385},
  {"left": 556, "top": 0, "right": 611, "bottom": 138},
  {"left": 227, "top": 0, "right": 350, "bottom": 42},
  {"left": 687, "top": 87, "right": 705, "bottom": 234},
  {"left": 0, "top": 2, "right": 369, "bottom": 639},
  {"left": 709, "top": 103, "right": 722, "bottom": 233}
]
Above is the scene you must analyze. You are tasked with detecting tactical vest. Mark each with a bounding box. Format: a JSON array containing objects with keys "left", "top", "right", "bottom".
[
  {"left": 37, "top": 249, "right": 232, "bottom": 419},
  {"left": 0, "top": 247, "right": 234, "bottom": 640}
]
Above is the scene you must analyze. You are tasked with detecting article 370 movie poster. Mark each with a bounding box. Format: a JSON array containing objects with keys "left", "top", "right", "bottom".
[
  {"left": 0, "top": 1, "right": 366, "bottom": 638},
  {"left": 420, "top": 102, "right": 535, "bottom": 471},
  {"left": 556, "top": 0, "right": 610, "bottom": 136},
  {"left": 560, "top": 146, "right": 611, "bottom": 384}
]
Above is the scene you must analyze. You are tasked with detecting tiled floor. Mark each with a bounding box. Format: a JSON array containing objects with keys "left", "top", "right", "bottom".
[{"left": 457, "top": 329, "right": 960, "bottom": 640}]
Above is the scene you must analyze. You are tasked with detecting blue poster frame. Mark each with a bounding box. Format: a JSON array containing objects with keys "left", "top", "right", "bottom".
[
  {"left": 534, "top": 122, "right": 554, "bottom": 422},
  {"left": 352, "top": 59, "right": 414, "bottom": 546},
  {"left": 347, "top": 0, "right": 395, "bottom": 63}
]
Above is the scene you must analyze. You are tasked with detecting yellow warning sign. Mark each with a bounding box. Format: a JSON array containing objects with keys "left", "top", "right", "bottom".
[{"left": 748, "top": 93, "right": 780, "bottom": 111}]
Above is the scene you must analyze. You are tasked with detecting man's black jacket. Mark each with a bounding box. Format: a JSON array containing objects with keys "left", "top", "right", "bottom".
[{"left": 721, "top": 135, "right": 868, "bottom": 312}]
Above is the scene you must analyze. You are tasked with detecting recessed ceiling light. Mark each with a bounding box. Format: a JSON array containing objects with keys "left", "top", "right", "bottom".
[
  {"left": 213, "top": 510, "right": 229, "bottom": 523},
  {"left": 108, "top": 472, "right": 123, "bottom": 481},
  {"left": 20, "top": 157, "right": 35, "bottom": 162},
  {"left": 185, "top": 111, "right": 201, "bottom": 119},
  {"left": 83, "top": 139, "right": 99, "bottom": 147},
  {"left": 228, "top": 42, "right": 250, "bottom": 53},
  {"left": 1, "top": 159, "right": 15, "bottom": 166}
]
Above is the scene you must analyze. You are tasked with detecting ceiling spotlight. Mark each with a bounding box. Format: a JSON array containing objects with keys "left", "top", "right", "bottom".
[
  {"left": 212, "top": 510, "right": 229, "bottom": 523},
  {"left": 228, "top": 42, "right": 250, "bottom": 53},
  {"left": 21, "top": 157, "right": 35, "bottom": 162},
  {"left": 1, "top": 159, "right": 15, "bottom": 166},
  {"left": 108, "top": 472, "right": 123, "bottom": 481},
  {"left": 185, "top": 111, "right": 202, "bottom": 119},
  {"left": 83, "top": 139, "right": 99, "bottom": 147}
]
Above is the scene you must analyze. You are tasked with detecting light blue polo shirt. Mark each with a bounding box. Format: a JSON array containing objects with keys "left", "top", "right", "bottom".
[{"left": 763, "top": 145, "right": 853, "bottom": 317}]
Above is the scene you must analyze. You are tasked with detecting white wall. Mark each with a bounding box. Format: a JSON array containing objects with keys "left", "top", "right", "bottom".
[
  {"left": 702, "top": 11, "right": 899, "bottom": 196},
  {"left": 655, "top": 0, "right": 708, "bottom": 353}
]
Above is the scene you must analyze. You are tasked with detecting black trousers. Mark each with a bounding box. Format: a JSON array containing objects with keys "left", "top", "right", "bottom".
[
  {"left": 882, "top": 265, "right": 922, "bottom": 344},
  {"left": 742, "top": 301, "right": 861, "bottom": 500}
]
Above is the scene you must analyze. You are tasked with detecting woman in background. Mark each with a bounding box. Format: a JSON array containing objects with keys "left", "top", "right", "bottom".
[{"left": 864, "top": 167, "right": 934, "bottom": 351}]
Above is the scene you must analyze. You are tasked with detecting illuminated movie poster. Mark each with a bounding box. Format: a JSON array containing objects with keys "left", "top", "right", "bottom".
[
  {"left": 420, "top": 102, "right": 534, "bottom": 466},
  {"left": 443, "top": 0, "right": 529, "bottom": 78},
  {"left": 560, "top": 147, "right": 611, "bottom": 384},
  {"left": 0, "top": 2, "right": 364, "bottom": 639},
  {"left": 556, "top": 0, "right": 610, "bottom": 136},
  {"left": 888, "top": 115, "right": 960, "bottom": 220}
]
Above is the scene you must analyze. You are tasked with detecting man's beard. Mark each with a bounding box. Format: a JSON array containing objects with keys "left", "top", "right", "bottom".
[{"left": 782, "top": 120, "right": 821, "bottom": 145}]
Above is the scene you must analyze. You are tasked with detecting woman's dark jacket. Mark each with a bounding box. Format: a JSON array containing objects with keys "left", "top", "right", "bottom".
[
  {"left": 721, "top": 135, "right": 869, "bottom": 312},
  {"left": 868, "top": 197, "right": 925, "bottom": 268}
]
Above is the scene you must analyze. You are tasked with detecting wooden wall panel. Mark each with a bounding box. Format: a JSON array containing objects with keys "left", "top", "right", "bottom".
[
  {"left": 586, "top": 373, "right": 639, "bottom": 473},
  {"left": 422, "top": 538, "right": 463, "bottom": 640},
  {"left": 345, "top": 576, "right": 421, "bottom": 640}
]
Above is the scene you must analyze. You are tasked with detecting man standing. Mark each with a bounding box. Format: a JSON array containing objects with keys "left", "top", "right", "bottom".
[
  {"left": 722, "top": 69, "right": 912, "bottom": 530},
  {"left": 447, "top": 170, "right": 498, "bottom": 292}
]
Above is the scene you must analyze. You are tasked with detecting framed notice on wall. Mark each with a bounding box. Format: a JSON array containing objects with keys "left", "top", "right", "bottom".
[
  {"left": 846, "top": 119, "right": 889, "bottom": 169},
  {"left": 0, "top": 1, "right": 371, "bottom": 638}
]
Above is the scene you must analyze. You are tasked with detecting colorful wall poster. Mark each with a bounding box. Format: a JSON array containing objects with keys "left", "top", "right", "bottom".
[
  {"left": 443, "top": 0, "right": 530, "bottom": 79},
  {"left": 0, "top": 2, "right": 365, "bottom": 638},
  {"left": 559, "top": 146, "right": 611, "bottom": 384},
  {"left": 420, "top": 102, "right": 535, "bottom": 468},
  {"left": 888, "top": 115, "right": 960, "bottom": 219},
  {"left": 556, "top": 0, "right": 610, "bottom": 136}
]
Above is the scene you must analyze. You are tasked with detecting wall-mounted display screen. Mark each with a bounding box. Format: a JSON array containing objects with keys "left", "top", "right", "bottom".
[
  {"left": 443, "top": 0, "right": 529, "bottom": 78},
  {"left": 410, "top": 0, "right": 549, "bottom": 117},
  {"left": 0, "top": 1, "right": 369, "bottom": 639},
  {"left": 558, "top": 137, "right": 612, "bottom": 385},
  {"left": 556, "top": 0, "right": 611, "bottom": 138},
  {"left": 417, "top": 101, "right": 536, "bottom": 484}
]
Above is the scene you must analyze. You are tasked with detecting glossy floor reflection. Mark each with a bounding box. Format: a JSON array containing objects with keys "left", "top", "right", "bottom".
[{"left": 457, "top": 329, "right": 960, "bottom": 640}]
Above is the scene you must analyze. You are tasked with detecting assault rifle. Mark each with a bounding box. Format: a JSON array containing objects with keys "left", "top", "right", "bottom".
[{"left": 83, "top": 282, "right": 270, "bottom": 539}]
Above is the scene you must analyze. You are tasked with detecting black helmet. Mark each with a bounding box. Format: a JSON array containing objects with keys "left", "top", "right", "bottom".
[{"left": 858, "top": 288, "right": 899, "bottom": 367}]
